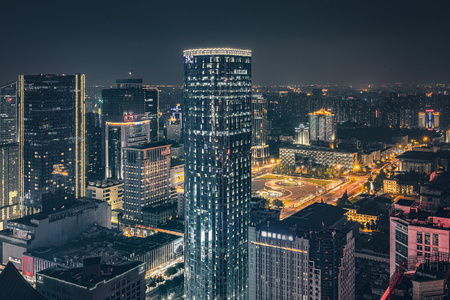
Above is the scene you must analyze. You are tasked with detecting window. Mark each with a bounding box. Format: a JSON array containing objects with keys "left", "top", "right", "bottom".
[
  {"left": 425, "top": 246, "right": 430, "bottom": 252},
  {"left": 425, "top": 233, "right": 430, "bottom": 245},
  {"left": 433, "top": 234, "right": 439, "bottom": 246},
  {"left": 417, "top": 251, "right": 422, "bottom": 256},
  {"left": 417, "top": 232, "right": 423, "bottom": 244},
  {"left": 417, "top": 245, "right": 423, "bottom": 251}
]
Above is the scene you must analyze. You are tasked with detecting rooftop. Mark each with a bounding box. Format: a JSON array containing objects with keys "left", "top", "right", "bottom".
[
  {"left": 397, "top": 151, "right": 438, "bottom": 161},
  {"left": 38, "top": 261, "right": 143, "bottom": 288},
  {"left": 183, "top": 48, "right": 252, "bottom": 57},
  {"left": 281, "top": 143, "right": 356, "bottom": 154},
  {"left": 0, "top": 262, "right": 47, "bottom": 300},
  {"left": 285, "top": 203, "right": 347, "bottom": 232},
  {"left": 124, "top": 140, "right": 171, "bottom": 150}
]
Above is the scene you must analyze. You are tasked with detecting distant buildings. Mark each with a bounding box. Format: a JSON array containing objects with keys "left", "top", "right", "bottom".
[
  {"left": 166, "top": 116, "right": 182, "bottom": 142},
  {"left": 122, "top": 141, "right": 171, "bottom": 223},
  {"left": 249, "top": 203, "right": 357, "bottom": 300},
  {"left": 36, "top": 258, "right": 146, "bottom": 300},
  {"left": 85, "top": 112, "right": 103, "bottom": 181},
  {"left": 309, "top": 109, "right": 335, "bottom": 143},
  {"left": 19, "top": 74, "right": 86, "bottom": 214},
  {"left": 251, "top": 94, "right": 269, "bottom": 164},
  {"left": 183, "top": 48, "right": 252, "bottom": 299}
]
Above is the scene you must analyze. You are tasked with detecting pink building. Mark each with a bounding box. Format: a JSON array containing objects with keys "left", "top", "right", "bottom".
[{"left": 390, "top": 199, "right": 450, "bottom": 276}]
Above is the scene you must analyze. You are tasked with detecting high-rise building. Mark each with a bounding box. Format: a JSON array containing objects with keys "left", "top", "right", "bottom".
[
  {"left": 251, "top": 94, "right": 269, "bottom": 165},
  {"left": 105, "top": 116, "right": 151, "bottom": 180},
  {"left": 309, "top": 109, "right": 335, "bottom": 143},
  {"left": 0, "top": 143, "right": 21, "bottom": 230},
  {"left": 19, "top": 74, "right": 85, "bottom": 214},
  {"left": 249, "top": 203, "right": 356, "bottom": 300},
  {"left": 183, "top": 48, "right": 252, "bottom": 299},
  {"left": 0, "top": 82, "right": 18, "bottom": 144},
  {"left": 86, "top": 112, "right": 103, "bottom": 181},
  {"left": 102, "top": 80, "right": 159, "bottom": 141},
  {"left": 166, "top": 117, "right": 182, "bottom": 142},
  {"left": 122, "top": 141, "right": 171, "bottom": 223},
  {"left": 418, "top": 109, "right": 440, "bottom": 130},
  {"left": 294, "top": 123, "right": 310, "bottom": 145}
]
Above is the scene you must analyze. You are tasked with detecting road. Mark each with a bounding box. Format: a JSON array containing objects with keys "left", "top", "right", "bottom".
[{"left": 279, "top": 157, "right": 398, "bottom": 220}]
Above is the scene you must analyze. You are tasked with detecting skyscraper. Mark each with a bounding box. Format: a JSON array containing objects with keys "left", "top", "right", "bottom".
[
  {"left": 183, "top": 48, "right": 252, "bottom": 299},
  {"left": 122, "top": 141, "right": 171, "bottom": 223},
  {"left": 0, "top": 82, "right": 18, "bottom": 144},
  {"left": 309, "top": 109, "right": 336, "bottom": 143},
  {"left": 251, "top": 94, "right": 269, "bottom": 165},
  {"left": 19, "top": 74, "right": 85, "bottom": 214},
  {"left": 86, "top": 112, "right": 103, "bottom": 181},
  {"left": 0, "top": 143, "right": 21, "bottom": 230}
]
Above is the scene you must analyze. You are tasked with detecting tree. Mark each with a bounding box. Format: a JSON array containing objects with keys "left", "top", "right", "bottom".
[
  {"left": 272, "top": 199, "right": 284, "bottom": 209},
  {"left": 165, "top": 266, "right": 177, "bottom": 277},
  {"left": 175, "top": 262, "right": 184, "bottom": 271},
  {"left": 336, "top": 190, "right": 351, "bottom": 207}
]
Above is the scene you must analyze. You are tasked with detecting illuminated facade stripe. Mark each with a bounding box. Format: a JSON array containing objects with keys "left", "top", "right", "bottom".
[{"left": 250, "top": 241, "right": 308, "bottom": 254}]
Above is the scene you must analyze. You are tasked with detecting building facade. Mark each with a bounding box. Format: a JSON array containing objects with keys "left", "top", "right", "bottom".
[
  {"left": 86, "top": 112, "right": 103, "bottom": 181},
  {"left": 0, "top": 143, "right": 21, "bottom": 230},
  {"left": 251, "top": 94, "right": 269, "bottom": 165},
  {"left": 390, "top": 199, "right": 450, "bottom": 276},
  {"left": 418, "top": 109, "right": 439, "bottom": 130},
  {"left": 183, "top": 48, "right": 252, "bottom": 299},
  {"left": 105, "top": 117, "right": 151, "bottom": 180},
  {"left": 249, "top": 203, "right": 356, "bottom": 300},
  {"left": 309, "top": 109, "right": 335, "bottom": 143},
  {"left": 294, "top": 123, "right": 310, "bottom": 145},
  {"left": 19, "top": 74, "right": 85, "bottom": 214},
  {"left": 36, "top": 259, "right": 146, "bottom": 300},
  {"left": 86, "top": 179, "right": 123, "bottom": 210},
  {"left": 122, "top": 142, "right": 171, "bottom": 223},
  {"left": 280, "top": 144, "right": 357, "bottom": 170},
  {"left": 0, "top": 82, "right": 18, "bottom": 144}
]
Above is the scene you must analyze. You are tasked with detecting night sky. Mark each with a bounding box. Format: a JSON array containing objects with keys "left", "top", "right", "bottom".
[{"left": 2, "top": 0, "right": 450, "bottom": 86}]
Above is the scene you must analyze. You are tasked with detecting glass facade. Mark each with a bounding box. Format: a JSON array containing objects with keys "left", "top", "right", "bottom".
[
  {"left": 251, "top": 94, "right": 269, "bottom": 165},
  {"left": 0, "top": 82, "right": 18, "bottom": 144},
  {"left": 183, "top": 48, "right": 252, "bottom": 299},
  {"left": 19, "top": 74, "right": 85, "bottom": 214}
]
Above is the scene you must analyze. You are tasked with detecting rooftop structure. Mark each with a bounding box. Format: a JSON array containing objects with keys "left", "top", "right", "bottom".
[{"left": 0, "top": 262, "right": 46, "bottom": 300}]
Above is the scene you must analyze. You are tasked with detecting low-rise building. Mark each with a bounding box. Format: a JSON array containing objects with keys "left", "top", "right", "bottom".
[
  {"left": 280, "top": 144, "right": 357, "bottom": 171},
  {"left": 86, "top": 179, "right": 123, "bottom": 210},
  {"left": 0, "top": 198, "right": 111, "bottom": 270},
  {"left": 36, "top": 258, "right": 146, "bottom": 300},
  {"left": 397, "top": 151, "right": 439, "bottom": 175},
  {"left": 142, "top": 203, "right": 176, "bottom": 227},
  {"left": 383, "top": 178, "right": 415, "bottom": 195}
]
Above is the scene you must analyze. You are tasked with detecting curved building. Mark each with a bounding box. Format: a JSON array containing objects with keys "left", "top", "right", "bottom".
[{"left": 183, "top": 48, "right": 252, "bottom": 299}]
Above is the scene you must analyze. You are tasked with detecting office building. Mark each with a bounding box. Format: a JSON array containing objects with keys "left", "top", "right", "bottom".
[
  {"left": 183, "top": 48, "right": 252, "bottom": 299},
  {"left": 0, "top": 82, "right": 18, "bottom": 144},
  {"left": 249, "top": 203, "right": 356, "bottom": 300},
  {"left": 86, "top": 112, "right": 103, "bottom": 181},
  {"left": 251, "top": 94, "right": 269, "bottom": 165},
  {"left": 19, "top": 74, "right": 85, "bottom": 214},
  {"left": 105, "top": 116, "right": 151, "bottom": 180},
  {"left": 309, "top": 109, "right": 335, "bottom": 143},
  {"left": 0, "top": 198, "right": 111, "bottom": 270},
  {"left": 418, "top": 109, "right": 440, "bottom": 130},
  {"left": 102, "top": 80, "right": 159, "bottom": 141},
  {"left": 294, "top": 123, "right": 310, "bottom": 145},
  {"left": 390, "top": 199, "right": 450, "bottom": 276},
  {"left": 36, "top": 258, "right": 146, "bottom": 300},
  {"left": 280, "top": 144, "right": 357, "bottom": 170},
  {"left": 0, "top": 143, "right": 21, "bottom": 230},
  {"left": 122, "top": 141, "right": 171, "bottom": 223}
]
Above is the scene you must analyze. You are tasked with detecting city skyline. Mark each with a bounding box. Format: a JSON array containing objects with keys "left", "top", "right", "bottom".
[{"left": 2, "top": 1, "right": 450, "bottom": 86}]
